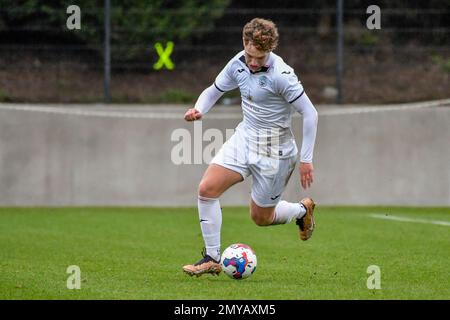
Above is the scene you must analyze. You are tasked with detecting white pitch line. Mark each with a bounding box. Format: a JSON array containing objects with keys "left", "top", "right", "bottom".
[{"left": 369, "top": 214, "right": 450, "bottom": 227}]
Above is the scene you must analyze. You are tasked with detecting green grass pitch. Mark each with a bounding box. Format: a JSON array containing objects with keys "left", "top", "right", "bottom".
[{"left": 0, "top": 206, "right": 448, "bottom": 299}]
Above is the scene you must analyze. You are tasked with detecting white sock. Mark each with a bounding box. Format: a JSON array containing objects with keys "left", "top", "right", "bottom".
[
  {"left": 198, "top": 195, "right": 222, "bottom": 261},
  {"left": 271, "top": 200, "right": 306, "bottom": 225}
]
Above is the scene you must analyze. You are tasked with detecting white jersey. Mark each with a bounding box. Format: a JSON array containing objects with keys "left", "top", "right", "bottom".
[{"left": 214, "top": 51, "right": 305, "bottom": 159}]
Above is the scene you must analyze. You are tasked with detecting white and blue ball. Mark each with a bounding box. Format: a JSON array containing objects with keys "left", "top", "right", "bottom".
[{"left": 220, "top": 243, "right": 257, "bottom": 280}]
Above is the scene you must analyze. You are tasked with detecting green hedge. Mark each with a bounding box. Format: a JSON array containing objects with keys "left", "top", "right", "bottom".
[{"left": 0, "top": 0, "right": 230, "bottom": 59}]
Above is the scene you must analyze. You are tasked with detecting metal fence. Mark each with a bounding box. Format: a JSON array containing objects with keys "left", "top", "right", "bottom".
[{"left": 0, "top": 2, "right": 449, "bottom": 104}]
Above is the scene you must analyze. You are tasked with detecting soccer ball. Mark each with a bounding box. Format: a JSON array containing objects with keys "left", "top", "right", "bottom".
[{"left": 220, "top": 243, "right": 257, "bottom": 280}]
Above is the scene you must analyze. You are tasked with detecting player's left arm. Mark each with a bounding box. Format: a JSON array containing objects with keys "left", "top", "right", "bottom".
[
  {"left": 278, "top": 70, "right": 318, "bottom": 189},
  {"left": 291, "top": 93, "right": 318, "bottom": 189}
]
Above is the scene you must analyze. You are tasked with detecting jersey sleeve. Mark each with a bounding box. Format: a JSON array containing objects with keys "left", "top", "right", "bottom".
[
  {"left": 214, "top": 59, "right": 238, "bottom": 92},
  {"left": 291, "top": 93, "right": 318, "bottom": 163},
  {"left": 194, "top": 84, "right": 224, "bottom": 115},
  {"left": 277, "top": 68, "right": 305, "bottom": 104}
]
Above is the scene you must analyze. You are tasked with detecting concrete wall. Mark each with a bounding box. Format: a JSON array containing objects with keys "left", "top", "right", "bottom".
[{"left": 0, "top": 103, "right": 449, "bottom": 206}]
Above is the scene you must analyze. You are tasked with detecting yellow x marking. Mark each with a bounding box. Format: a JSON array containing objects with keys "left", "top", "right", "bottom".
[{"left": 153, "top": 41, "right": 175, "bottom": 70}]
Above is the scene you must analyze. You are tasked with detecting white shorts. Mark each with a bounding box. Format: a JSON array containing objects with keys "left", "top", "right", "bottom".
[{"left": 210, "top": 126, "right": 298, "bottom": 207}]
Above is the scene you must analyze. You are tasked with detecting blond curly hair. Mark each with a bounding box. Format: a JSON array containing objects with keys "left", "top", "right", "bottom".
[{"left": 243, "top": 18, "right": 279, "bottom": 52}]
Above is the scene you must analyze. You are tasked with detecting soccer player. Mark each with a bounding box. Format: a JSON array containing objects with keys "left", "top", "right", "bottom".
[{"left": 182, "top": 18, "right": 318, "bottom": 277}]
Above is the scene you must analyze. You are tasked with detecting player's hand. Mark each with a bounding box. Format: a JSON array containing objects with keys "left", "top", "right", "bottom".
[
  {"left": 300, "top": 162, "right": 314, "bottom": 190},
  {"left": 184, "top": 108, "right": 202, "bottom": 121}
]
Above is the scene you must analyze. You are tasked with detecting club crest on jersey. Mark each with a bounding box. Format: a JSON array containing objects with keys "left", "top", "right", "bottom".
[{"left": 258, "top": 76, "right": 268, "bottom": 88}]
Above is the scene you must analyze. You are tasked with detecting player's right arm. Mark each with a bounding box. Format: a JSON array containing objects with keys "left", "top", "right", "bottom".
[
  {"left": 184, "top": 84, "right": 224, "bottom": 121},
  {"left": 184, "top": 55, "right": 239, "bottom": 122}
]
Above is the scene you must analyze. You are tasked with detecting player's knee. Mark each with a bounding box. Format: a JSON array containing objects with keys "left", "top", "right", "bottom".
[
  {"left": 250, "top": 210, "right": 272, "bottom": 226},
  {"left": 198, "top": 180, "right": 220, "bottom": 198}
]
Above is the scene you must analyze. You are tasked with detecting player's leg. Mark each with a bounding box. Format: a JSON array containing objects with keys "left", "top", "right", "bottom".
[
  {"left": 198, "top": 163, "right": 243, "bottom": 198},
  {"left": 183, "top": 152, "right": 247, "bottom": 277},
  {"left": 197, "top": 163, "right": 243, "bottom": 261},
  {"left": 182, "top": 164, "right": 243, "bottom": 277},
  {"left": 250, "top": 198, "right": 315, "bottom": 240},
  {"left": 183, "top": 126, "right": 251, "bottom": 276},
  {"left": 249, "top": 199, "right": 303, "bottom": 226},
  {"left": 249, "top": 200, "right": 276, "bottom": 226},
  {"left": 249, "top": 155, "right": 316, "bottom": 240}
]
